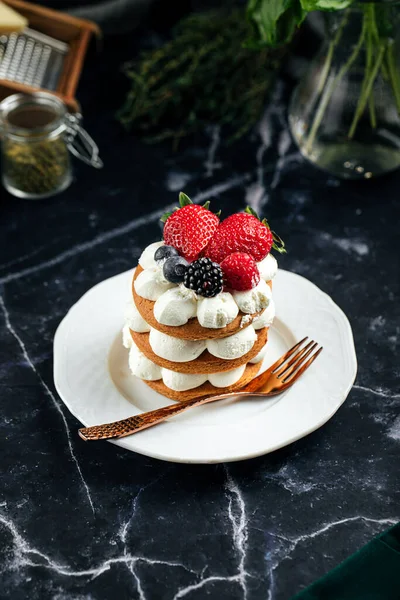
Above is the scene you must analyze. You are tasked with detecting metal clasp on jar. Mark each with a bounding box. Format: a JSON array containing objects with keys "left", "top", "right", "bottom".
[{"left": 64, "top": 112, "right": 103, "bottom": 169}]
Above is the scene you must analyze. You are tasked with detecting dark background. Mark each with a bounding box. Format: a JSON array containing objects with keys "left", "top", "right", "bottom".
[{"left": 0, "top": 2, "right": 399, "bottom": 599}]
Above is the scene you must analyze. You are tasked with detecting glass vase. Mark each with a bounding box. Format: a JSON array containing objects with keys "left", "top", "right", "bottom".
[{"left": 289, "top": 1, "right": 400, "bottom": 179}]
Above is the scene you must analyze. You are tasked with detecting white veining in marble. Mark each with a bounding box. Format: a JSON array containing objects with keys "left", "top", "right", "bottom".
[
  {"left": 0, "top": 507, "right": 197, "bottom": 594},
  {"left": 166, "top": 171, "right": 193, "bottom": 192},
  {"left": 0, "top": 176, "right": 249, "bottom": 286},
  {"left": 264, "top": 464, "right": 318, "bottom": 495},
  {"left": 369, "top": 316, "right": 386, "bottom": 332},
  {"left": 270, "top": 130, "right": 292, "bottom": 191},
  {"left": 387, "top": 416, "right": 400, "bottom": 441},
  {"left": 0, "top": 295, "right": 95, "bottom": 515},
  {"left": 225, "top": 467, "right": 250, "bottom": 599},
  {"left": 319, "top": 232, "right": 369, "bottom": 257},
  {"left": 246, "top": 82, "right": 290, "bottom": 213},
  {"left": 353, "top": 384, "right": 400, "bottom": 400},
  {"left": 204, "top": 125, "right": 222, "bottom": 177},
  {"left": 0, "top": 243, "right": 48, "bottom": 272},
  {"left": 174, "top": 574, "right": 242, "bottom": 599}
]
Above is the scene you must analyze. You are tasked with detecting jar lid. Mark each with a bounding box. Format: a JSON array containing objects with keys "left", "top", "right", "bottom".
[{"left": 0, "top": 92, "right": 67, "bottom": 141}]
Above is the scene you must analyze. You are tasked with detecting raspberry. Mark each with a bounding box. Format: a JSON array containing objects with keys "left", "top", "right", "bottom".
[{"left": 221, "top": 252, "right": 260, "bottom": 291}]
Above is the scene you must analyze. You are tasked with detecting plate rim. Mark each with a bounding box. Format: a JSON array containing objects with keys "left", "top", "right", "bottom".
[{"left": 54, "top": 268, "right": 357, "bottom": 464}]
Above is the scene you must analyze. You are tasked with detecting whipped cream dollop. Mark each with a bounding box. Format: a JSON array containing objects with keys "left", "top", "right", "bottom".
[
  {"left": 197, "top": 293, "right": 239, "bottom": 329},
  {"left": 154, "top": 286, "right": 197, "bottom": 326},
  {"left": 208, "top": 364, "right": 246, "bottom": 388},
  {"left": 122, "top": 324, "right": 133, "bottom": 349},
  {"left": 162, "top": 369, "right": 208, "bottom": 392},
  {"left": 148, "top": 325, "right": 258, "bottom": 362},
  {"left": 207, "top": 326, "right": 257, "bottom": 360},
  {"left": 134, "top": 241, "right": 277, "bottom": 329},
  {"left": 252, "top": 299, "right": 275, "bottom": 330},
  {"left": 127, "top": 341, "right": 251, "bottom": 391},
  {"left": 134, "top": 266, "right": 174, "bottom": 301},
  {"left": 138, "top": 241, "right": 164, "bottom": 270},
  {"left": 233, "top": 279, "right": 272, "bottom": 314},
  {"left": 124, "top": 299, "right": 151, "bottom": 333},
  {"left": 249, "top": 342, "right": 268, "bottom": 364},
  {"left": 257, "top": 253, "right": 278, "bottom": 281},
  {"left": 149, "top": 328, "right": 207, "bottom": 362},
  {"left": 129, "top": 342, "right": 162, "bottom": 380}
]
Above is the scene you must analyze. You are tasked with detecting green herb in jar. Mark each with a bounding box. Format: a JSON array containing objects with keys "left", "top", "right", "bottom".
[{"left": 3, "top": 136, "right": 70, "bottom": 197}]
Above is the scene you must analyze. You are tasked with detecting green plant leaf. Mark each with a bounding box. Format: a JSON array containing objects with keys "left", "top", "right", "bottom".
[
  {"left": 179, "top": 192, "right": 193, "bottom": 207},
  {"left": 246, "top": 0, "right": 306, "bottom": 48},
  {"left": 202, "top": 201, "right": 211, "bottom": 210},
  {"left": 300, "top": 0, "right": 352, "bottom": 10}
]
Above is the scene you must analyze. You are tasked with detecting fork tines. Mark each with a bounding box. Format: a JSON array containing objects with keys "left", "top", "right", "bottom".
[{"left": 272, "top": 337, "right": 323, "bottom": 383}]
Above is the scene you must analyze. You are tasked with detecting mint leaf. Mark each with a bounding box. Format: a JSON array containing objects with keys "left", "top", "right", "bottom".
[
  {"left": 300, "top": 0, "right": 352, "bottom": 10},
  {"left": 179, "top": 192, "right": 193, "bottom": 207},
  {"left": 246, "top": 0, "right": 306, "bottom": 48}
]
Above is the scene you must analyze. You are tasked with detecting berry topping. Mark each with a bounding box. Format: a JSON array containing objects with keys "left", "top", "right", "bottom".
[
  {"left": 163, "top": 256, "right": 189, "bottom": 284},
  {"left": 161, "top": 192, "right": 220, "bottom": 262},
  {"left": 221, "top": 252, "right": 260, "bottom": 291},
  {"left": 154, "top": 245, "right": 179, "bottom": 262},
  {"left": 183, "top": 257, "right": 223, "bottom": 298},
  {"left": 204, "top": 207, "right": 285, "bottom": 264}
]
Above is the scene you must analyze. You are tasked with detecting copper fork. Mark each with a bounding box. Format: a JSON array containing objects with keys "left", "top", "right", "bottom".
[{"left": 78, "top": 337, "right": 322, "bottom": 441}]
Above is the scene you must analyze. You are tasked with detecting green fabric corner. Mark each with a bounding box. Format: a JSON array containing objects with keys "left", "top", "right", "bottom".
[{"left": 292, "top": 522, "right": 400, "bottom": 600}]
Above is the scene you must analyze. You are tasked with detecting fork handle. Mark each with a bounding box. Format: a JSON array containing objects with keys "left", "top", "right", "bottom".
[{"left": 78, "top": 393, "right": 230, "bottom": 441}]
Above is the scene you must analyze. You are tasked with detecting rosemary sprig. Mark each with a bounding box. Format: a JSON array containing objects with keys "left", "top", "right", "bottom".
[{"left": 117, "top": 9, "right": 284, "bottom": 146}]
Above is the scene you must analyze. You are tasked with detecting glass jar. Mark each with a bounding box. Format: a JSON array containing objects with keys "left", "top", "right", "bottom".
[
  {"left": 0, "top": 92, "right": 102, "bottom": 199},
  {"left": 289, "top": 1, "right": 400, "bottom": 179}
]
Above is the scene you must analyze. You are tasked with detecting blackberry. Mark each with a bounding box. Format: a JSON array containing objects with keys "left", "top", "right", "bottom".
[{"left": 183, "top": 257, "right": 223, "bottom": 298}]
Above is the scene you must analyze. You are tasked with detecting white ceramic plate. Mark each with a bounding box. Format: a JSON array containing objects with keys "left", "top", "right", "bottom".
[{"left": 54, "top": 269, "right": 357, "bottom": 464}]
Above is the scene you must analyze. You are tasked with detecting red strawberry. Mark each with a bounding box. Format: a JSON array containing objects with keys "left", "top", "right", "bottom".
[
  {"left": 204, "top": 208, "right": 284, "bottom": 263},
  {"left": 162, "top": 193, "right": 220, "bottom": 262},
  {"left": 221, "top": 252, "right": 260, "bottom": 291}
]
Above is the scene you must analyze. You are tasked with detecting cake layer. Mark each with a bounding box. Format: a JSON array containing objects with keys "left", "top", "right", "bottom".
[
  {"left": 130, "top": 327, "right": 268, "bottom": 374},
  {"left": 142, "top": 362, "right": 262, "bottom": 401},
  {"left": 133, "top": 265, "right": 272, "bottom": 340}
]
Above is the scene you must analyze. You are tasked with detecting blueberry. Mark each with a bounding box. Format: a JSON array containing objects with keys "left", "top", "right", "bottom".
[
  {"left": 163, "top": 256, "right": 189, "bottom": 283},
  {"left": 154, "top": 245, "right": 179, "bottom": 262}
]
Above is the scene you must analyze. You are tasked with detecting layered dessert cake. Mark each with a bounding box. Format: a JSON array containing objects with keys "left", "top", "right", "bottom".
[{"left": 122, "top": 193, "right": 285, "bottom": 401}]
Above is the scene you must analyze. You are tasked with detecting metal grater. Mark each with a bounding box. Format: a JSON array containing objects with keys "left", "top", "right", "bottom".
[{"left": 0, "top": 28, "right": 68, "bottom": 91}]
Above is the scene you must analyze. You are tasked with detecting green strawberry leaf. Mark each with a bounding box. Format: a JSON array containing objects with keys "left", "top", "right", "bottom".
[
  {"left": 160, "top": 211, "right": 173, "bottom": 223},
  {"left": 261, "top": 217, "right": 271, "bottom": 229},
  {"left": 272, "top": 231, "right": 287, "bottom": 253},
  {"left": 202, "top": 201, "right": 211, "bottom": 210},
  {"left": 179, "top": 192, "right": 193, "bottom": 207},
  {"left": 245, "top": 206, "right": 259, "bottom": 218}
]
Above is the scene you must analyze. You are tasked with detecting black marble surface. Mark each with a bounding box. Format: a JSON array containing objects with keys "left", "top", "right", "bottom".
[{"left": 1, "top": 27, "right": 399, "bottom": 600}]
